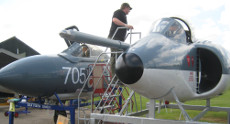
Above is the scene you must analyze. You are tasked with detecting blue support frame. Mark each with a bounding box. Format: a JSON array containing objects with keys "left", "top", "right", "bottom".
[
  {"left": 119, "top": 87, "right": 122, "bottom": 112},
  {"left": 5, "top": 97, "right": 30, "bottom": 117},
  {"left": 7, "top": 93, "right": 100, "bottom": 124},
  {"left": 8, "top": 112, "right": 14, "bottom": 124}
]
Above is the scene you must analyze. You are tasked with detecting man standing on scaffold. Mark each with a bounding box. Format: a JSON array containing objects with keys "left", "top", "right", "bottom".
[{"left": 108, "top": 3, "right": 134, "bottom": 80}]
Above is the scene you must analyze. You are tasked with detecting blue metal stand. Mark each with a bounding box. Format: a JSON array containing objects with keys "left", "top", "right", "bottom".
[
  {"left": 70, "top": 108, "right": 75, "bottom": 124},
  {"left": 7, "top": 99, "right": 20, "bottom": 124},
  {"left": 8, "top": 112, "right": 14, "bottom": 124},
  {"left": 5, "top": 97, "right": 30, "bottom": 119},
  {"left": 119, "top": 87, "right": 122, "bottom": 112},
  {"left": 9, "top": 93, "right": 99, "bottom": 124}
]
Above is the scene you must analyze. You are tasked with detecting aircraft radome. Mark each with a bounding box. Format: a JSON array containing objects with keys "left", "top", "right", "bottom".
[{"left": 60, "top": 17, "right": 230, "bottom": 102}]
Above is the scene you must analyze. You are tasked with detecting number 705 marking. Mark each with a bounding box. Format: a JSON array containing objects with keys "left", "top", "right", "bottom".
[{"left": 62, "top": 67, "right": 87, "bottom": 85}]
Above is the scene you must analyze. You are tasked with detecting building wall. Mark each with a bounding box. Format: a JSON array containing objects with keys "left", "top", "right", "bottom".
[{"left": 0, "top": 36, "right": 40, "bottom": 57}]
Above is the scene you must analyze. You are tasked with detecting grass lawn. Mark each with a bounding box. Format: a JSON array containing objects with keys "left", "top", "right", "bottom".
[
  {"left": 91, "top": 86, "right": 230, "bottom": 123},
  {"left": 118, "top": 88, "right": 230, "bottom": 123}
]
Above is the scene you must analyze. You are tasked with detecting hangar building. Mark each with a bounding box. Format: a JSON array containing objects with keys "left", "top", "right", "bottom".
[{"left": 0, "top": 36, "right": 40, "bottom": 97}]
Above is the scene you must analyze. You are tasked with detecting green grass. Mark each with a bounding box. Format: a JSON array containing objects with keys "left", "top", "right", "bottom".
[
  {"left": 182, "top": 90, "right": 230, "bottom": 123},
  {"left": 91, "top": 87, "right": 230, "bottom": 123},
  {"left": 120, "top": 88, "right": 230, "bottom": 123},
  {"left": 152, "top": 90, "right": 230, "bottom": 123}
]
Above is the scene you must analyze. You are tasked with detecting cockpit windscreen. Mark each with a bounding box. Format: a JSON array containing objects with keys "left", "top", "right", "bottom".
[{"left": 150, "top": 18, "right": 187, "bottom": 44}]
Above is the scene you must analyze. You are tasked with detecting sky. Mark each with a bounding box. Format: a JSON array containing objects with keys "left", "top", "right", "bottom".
[{"left": 0, "top": 0, "right": 230, "bottom": 54}]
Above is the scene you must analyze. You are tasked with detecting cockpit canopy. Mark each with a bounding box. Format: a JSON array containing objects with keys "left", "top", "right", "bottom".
[
  {"left": 150, "top": 17, "right": 191, "bottom": 44},
  {"left": 60, "top": 42, "right": 109, "bottom": 62}
]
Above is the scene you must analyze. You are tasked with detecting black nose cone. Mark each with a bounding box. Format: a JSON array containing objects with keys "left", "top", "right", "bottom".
[{"left": 115, "top": 53, "right": 143, "bottom": 84}]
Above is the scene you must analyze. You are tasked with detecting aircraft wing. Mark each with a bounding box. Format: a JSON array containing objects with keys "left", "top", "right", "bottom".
[
  {"left": 0, "top": 85, "right": 14, "bottom": 94},
  {"left": 60, "top": 29, "right": 130, "bottom": 51}
]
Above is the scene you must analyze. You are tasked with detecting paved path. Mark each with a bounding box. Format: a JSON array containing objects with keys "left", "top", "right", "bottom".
[{"left": 0, "top": 106, "right": 54, "bottom": 124}]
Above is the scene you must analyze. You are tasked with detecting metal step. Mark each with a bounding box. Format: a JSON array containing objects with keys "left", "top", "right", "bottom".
[
  {"left": 98, "top": 105, "right": 115, "bottom": 110},
  {"left": 103, "top": 94, "right": 120, "bottom": 98}
]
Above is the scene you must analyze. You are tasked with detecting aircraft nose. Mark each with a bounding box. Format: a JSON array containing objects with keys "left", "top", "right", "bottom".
[
  {"left": 115, "top": 53, "right": 144, "bottom": 84},
  {"left": 0, "top": 63, "right": 21, "bottom": 92},
  {"left": 0, "top": 55, "right": 60, "bottom": 96}
]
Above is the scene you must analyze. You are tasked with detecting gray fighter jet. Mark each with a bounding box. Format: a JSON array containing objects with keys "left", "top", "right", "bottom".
[
  {"left": 60, "top": 17, "right": 230, "bottom": 102},
  {"left": 0, "top": 17, "right": 230, "bottom": 103},
  {"left": 0, "top": 27, "right": 109, "bottom": 100}
]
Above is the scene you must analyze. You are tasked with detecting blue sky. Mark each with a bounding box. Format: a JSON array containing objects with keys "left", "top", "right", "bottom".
[{"left": 0, "top": 0, "right": 229, "bottom": 54}]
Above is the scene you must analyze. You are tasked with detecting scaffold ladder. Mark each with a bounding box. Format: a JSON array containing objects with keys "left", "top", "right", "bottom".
[{"left": 77, "top": 28, "right": 141, "bottom": 124}]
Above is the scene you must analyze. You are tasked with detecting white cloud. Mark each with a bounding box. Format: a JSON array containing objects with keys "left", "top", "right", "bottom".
[
  {"left": 220, "top": 1, "right": 230, "bottom": 27},
  {"left": 195, "top": 18, "right": 221, "bottom": 41},
  {"left": 0, "top": 0, "right": 230, "bottom": 53}
]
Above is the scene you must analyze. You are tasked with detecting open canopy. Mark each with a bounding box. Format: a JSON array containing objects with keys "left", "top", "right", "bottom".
[{"left": 150, "top": 17, "right": 192, "bottom": 44}]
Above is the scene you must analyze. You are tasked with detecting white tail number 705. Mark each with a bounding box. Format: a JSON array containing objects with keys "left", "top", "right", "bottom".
[{"left": 62, "top": 67, "right": 87, "bottom": 85}]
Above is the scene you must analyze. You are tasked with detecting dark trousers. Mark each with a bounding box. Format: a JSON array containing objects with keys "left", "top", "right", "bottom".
[
  {"left": 110, "top": 48, "right": 122, "bottom": 79},
  {"left": 108, "top": 36, "right": 124, "bottom": 81}
]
